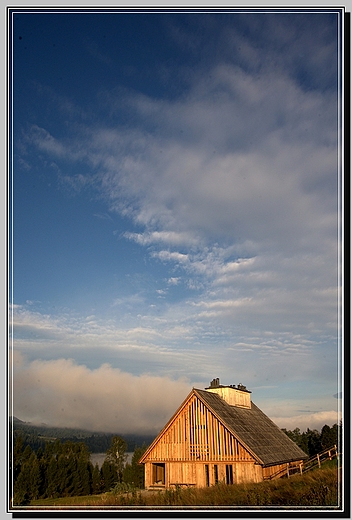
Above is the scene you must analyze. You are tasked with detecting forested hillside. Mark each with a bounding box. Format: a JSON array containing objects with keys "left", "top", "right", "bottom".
[{"left": 10, "top": 417, "right": 155, "bottom": 453}]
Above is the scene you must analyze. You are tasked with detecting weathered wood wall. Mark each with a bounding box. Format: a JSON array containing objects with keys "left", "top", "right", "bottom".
[
  {"left": 143, "top": 394, "right": 266, "bottom": 487},
  {"left": 144, "top": 461, "right": 264, "bottom": 488},
  {"left": 146, "top": 394, "right": 255, "bottom": 462}
]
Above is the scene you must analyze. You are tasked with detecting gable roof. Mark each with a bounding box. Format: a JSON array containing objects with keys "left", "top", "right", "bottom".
[
  {"left": 140, "top": 387, "right": 308, "bottom": 466},
  {"left": 194, "top": 388, "right": 308, "bottom": 466}
]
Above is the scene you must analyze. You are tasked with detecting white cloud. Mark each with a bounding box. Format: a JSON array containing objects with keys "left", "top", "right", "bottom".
[
  {"left": 11, "top": 352, "right": 339, "bottom": 435},
  {"left": 167, "top": 277, "right": 180, "bottom": 286},
  {"left": 26, "top": 125, "right": 67, "bottom": 157},
  {"left": 10, "top": 299, "right": 339, "bottom": 432},
  {"left": 272, "top": 411, "right": 341, "bottom": 433},
  {"left": 10, "top": 304, "right": 212, "bottom": 378},
  {"left": 12, "top": 353, "right": 191, "bottom": 434},
  {"left": 152, "top": 250, "right": 189, "bottom": 264},
  {"left": 113, "top": 294, "right": 145, "bottom": 307},
  {"left": 25, "top": 58, "right": 337, "bottom": 258},
  {"left": 124, "top": 230, "right": 200, "bottom": 248}
]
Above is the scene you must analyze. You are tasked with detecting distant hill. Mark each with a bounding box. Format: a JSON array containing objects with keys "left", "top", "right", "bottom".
[
  {"left": 10, "top": 416, "right": 155, "bottom": 453},
  {"left": 12, "top": 416, "right": 25, "bottom": 424}
]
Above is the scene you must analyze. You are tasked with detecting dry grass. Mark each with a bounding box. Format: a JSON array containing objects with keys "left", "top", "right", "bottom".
[{"left": 27, "top": 463, "right": 340, "bottom": 510}]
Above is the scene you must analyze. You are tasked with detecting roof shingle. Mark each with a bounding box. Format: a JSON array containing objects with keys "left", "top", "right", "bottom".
[{"left": 195, "top": 388, "right": 308, "bottom": 466}]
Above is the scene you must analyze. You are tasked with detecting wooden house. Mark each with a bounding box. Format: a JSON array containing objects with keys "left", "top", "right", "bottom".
[{"left": 139, "top": 379, "right": 308, "bottom": 488}]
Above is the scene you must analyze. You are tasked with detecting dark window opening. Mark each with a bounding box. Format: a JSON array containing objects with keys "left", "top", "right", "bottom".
[
  {"left": 205, "top": 464, "right": 209, "bottom": 487},
  {"left": 152, "top": 463, "right": 165, "bottom": 485},
  {"left": 214, "top": 464, "right": 218, "bottom": 485},
  {"left": 226, "top": 464, "right": 233, "bottom": 485}
]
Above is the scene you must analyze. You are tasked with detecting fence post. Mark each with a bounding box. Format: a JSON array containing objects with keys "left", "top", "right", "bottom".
[
  {"left": 299, "top": 462, "right": 302, "bottom": 475},
  {"left": 286, "top": 463, "right": 290, "bottom": 478},
  {"left": 317, "top": 453, "right": 320, "bottom": 468}
]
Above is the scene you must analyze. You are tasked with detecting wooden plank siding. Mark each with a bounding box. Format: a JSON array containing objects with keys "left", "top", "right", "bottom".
[
  {"left": 146, "top": 394, "right": 255, "bottom": 463},
  {"left": 142, "top": 394, "right": 264, "bottom": 487},
  {"left": 144, "top": 461, "right": 263, "bottom": 488},
  {"left": 140, "top": 386, "right": 308, "bottom": 489}
]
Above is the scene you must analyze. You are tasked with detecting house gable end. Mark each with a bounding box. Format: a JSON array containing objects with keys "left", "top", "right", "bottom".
[
  {"left": 139, "top": 388, "right": 195, "bottom": 464},
  {"left": 140, "top": 390, "right": 258, "bottom": 464}
]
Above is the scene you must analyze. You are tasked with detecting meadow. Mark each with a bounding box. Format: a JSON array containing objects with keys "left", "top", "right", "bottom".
[{"left": 28, "top": 461, "right": 340, "bottom": 509}]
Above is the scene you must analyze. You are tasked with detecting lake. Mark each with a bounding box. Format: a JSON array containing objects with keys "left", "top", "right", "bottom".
[{"left": 90, "top": 452, "right": 134, "bottom": 468}]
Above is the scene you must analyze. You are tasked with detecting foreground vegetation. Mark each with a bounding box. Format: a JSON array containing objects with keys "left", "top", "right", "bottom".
[
  {"left": 11, "top": 422, "right": 341, "bottom": 507},
  {"left": 28, "top": 462, "right": 339, "bottom": 508},
  {"left": 12, "top": 436, "right": 146, "bottom": 505}
]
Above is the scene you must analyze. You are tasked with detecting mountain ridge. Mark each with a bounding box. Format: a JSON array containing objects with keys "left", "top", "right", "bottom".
[{"left": 10, "top": 416, "right": 156, "bottom": 453}]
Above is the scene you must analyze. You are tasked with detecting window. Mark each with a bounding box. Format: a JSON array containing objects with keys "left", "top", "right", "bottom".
[
  {"left": 226, "top": 464, "right": 233, "bottom": 485},
  {"left": 214, "top": 464, "right": 218, "bottom": 485},
  {"left": 205, "top": 464, "right": 209, "bottom": 487},
  {"left": 152, "top": 463, "right": 165, "bottom": 485}
]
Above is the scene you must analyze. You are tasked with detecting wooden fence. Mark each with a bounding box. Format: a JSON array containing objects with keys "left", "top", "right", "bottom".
[{"left": 264, "top": 445, "right": 338, "bottom": 481}]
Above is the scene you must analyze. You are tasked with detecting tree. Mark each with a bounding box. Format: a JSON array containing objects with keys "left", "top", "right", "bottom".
[
  {"left": 75, "top": 454, "right": 92, "bottom": 496},
  {"left": 91, "top": 463, "right": 102, "bottom": 494},
  {"left": 13, "top": 436, "right": 24, "bottom": 482},
  {"left": 320, "top": 424, "right": 338, "bottom": 450},
  {"left": 282, "top": 427, "right": 309, "bottom": 455},
  {"left": 306, "top": 428, "right": 322, "bottom": 456},
  {"left": 123, "top": 445, "right": 146, "bottom": 489},
  {"left": 13, "top": 452, "right": 41, "bottom": 504},
  {"left": 46, "top": 456, "right": 59, "bottom": 498},
  {"left": 299, "top": 430, "right": 309, "bottom": 455},
  {"left": 104, "top": 436, "right": 127, "bottom": 484},
  {"left": 28, "top": 452, "right": 41, "bottom": 500},
  {"left": 101, "top": 460, "right": 117, "bottom": 492}
]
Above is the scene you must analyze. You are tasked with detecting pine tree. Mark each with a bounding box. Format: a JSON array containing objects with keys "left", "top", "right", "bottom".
[
  {"left": 92, "top": 463, "right": 102, "bottom": 494},
  {"left": 101, "top": 460, "right": 117, "bottom": 492},
  {"left": 13, "top": 436, "right": 24, "bottom": 482},
  {"left": 46, "top": 456, "right": 59, "bottom": 498},
  {"left": 13, "top": 451, "right": 41, "bottom": 504},
  {"left": 123, "top": 445, "right": 146, "bottom": 488},
  {"left": 75, "top": 454, "right": 92, "bottom": 496},
  {"left": 307, "top": 428, "right": 322, "bottom": 456},
  {"left": 65, "top": 454, "right": 77, "bottom": 496},
  {"left": 320, "top": 424, "right": 338, "bottom": 450},
  {"left": 13, "top": 460, "right": 31, "bottom": 505},
  {"left": 28, "top": 452, "right": 41, "bottom": 501}
]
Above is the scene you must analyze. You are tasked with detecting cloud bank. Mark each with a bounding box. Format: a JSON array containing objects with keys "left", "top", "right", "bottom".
[
  {"left": 12, "top": 352, "right": 339, "bottom": 434},
  {"left": 12, "top": 352, "right": 191, "bottom": 434}
]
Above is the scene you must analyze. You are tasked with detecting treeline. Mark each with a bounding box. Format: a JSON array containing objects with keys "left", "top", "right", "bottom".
[
  {"left": 11, "top": 417, "right": 154, "bottom": 453},
  {"left": 11, "top": 435, "right": 146, "bottom": 506},
  {"left": 282, "top": 422, "right": 341, "bottom": 457},
  {"left": 11, "top": 421, "right": 341, "bottom": 506}
]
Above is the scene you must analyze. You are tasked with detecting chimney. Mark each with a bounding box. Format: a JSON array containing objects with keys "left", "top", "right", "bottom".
[{"left": 205, "top": 379, "right": 251, "bottom": 409}]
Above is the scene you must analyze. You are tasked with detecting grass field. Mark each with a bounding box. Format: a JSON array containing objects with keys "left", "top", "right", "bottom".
[{"left": 25, "top": 461, "right": 341, "bottom": 510}]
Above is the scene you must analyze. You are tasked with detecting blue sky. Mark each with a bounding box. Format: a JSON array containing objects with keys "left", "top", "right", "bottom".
[{"left": 10, "top": 8, "right": 343, "bottom": 435}]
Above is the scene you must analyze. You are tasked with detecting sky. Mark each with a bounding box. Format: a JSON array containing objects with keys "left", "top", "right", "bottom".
[{"left": 9, "top": 8, "right": 343, "bottom": 436}]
